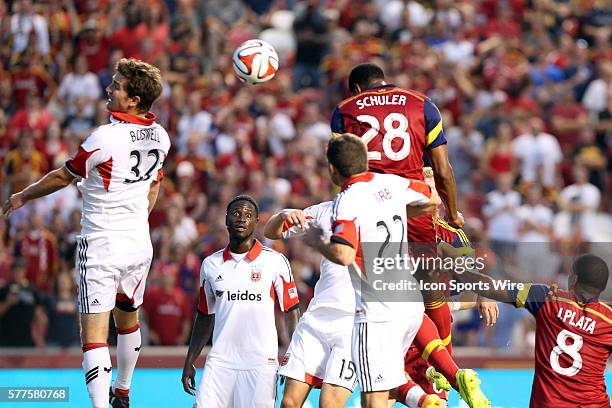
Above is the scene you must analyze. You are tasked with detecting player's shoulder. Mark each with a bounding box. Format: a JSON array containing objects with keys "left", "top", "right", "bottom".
[{"left": 201, "top": 248, "right": 225, "bottom": 270}]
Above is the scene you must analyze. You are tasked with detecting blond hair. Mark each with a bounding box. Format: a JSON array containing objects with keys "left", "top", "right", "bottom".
[{"left": 116, "top": 58, "right": 163, "bottom": 112}]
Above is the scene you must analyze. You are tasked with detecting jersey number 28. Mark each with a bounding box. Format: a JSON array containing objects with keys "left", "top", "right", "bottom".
[
  {"left": 356, "top": 113, "right": 411, "bottom": 161},
  {"left": 549, "top": 329, "right": 583, "bottom": 376}
]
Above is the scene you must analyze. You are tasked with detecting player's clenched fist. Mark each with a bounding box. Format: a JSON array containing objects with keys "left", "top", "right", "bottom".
[
  {"left": 447, "top": 211, "right": 464, "bottom": 229},
  {"left": 2, "top": 192, "right": 25, "bottom": 218},
  {"left": 181, "top": 363, "right": 197, "bottom": 395},
  {"left": 280, "top": 209, "right": 308, "bottom": 231}
]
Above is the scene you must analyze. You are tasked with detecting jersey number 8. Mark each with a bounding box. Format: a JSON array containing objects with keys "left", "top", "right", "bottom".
[
  {"left": 549, "top": 329, "right": 583, "bottom": 376},
  {"left": 356, "top": 113, "right": 411, "bottom": 161}
]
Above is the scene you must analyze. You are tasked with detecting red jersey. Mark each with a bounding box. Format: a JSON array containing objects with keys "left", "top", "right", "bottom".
[
  {"left": 510, "top": 285, "right": 611, "bottom": 407},
  {"left": 144, "top": 286, "right": 192, "bottom": 345},
  {"left": 330, "top": 84, "right": 447, "bottom": 181}
]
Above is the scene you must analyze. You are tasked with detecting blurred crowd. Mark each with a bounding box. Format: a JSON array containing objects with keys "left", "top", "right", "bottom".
[{"left": 0, "top": 0, "right": 609, "bottom": 352}]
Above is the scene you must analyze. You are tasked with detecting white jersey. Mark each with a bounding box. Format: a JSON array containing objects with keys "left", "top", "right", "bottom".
[
  {"left": 330, "top": 172, "right": 430, "bottom": 323},
  {"left": 282, "top": 201, "right": 355, "bottom": 315},
  {"left": 65, "top": 112, "right": 170, "bottom": 235},
  {"left": 197, "top": 240, "right": 300, "bottom": 369}
]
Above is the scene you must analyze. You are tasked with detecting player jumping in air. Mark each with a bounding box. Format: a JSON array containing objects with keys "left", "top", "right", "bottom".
[
  {"left": 330, "top": 63, "right": 462, "bottom": 358},
  {"left": 445, "top": 251, "right": 611, "bottom": 408},
  {"left": 303, "top": 134, "right": 442, "bottom": 408},
  {"left": 181, "top": 195, "right": 300, "bottom": 408},
  {"left": 265, "top": 203, "right": 360, "bottom": 408},
  {"left": 3, "top": 58, "right": 169, "bottom": 408}
]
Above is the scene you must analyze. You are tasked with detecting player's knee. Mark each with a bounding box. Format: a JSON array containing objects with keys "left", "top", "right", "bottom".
[{"left": 280, "top": 394, "right": 303, "bottom": 408}]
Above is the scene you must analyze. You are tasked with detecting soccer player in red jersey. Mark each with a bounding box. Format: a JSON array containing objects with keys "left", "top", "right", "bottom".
[
  {"left": 330, "top": 63, "right": 461, "bottom": 353},
  {"left": 447, "top": 253, "right": 611, "bottom": 408}
]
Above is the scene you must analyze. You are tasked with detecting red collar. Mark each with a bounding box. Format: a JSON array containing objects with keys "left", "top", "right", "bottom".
[
  {"left": 341, "top": 172, "right": 374, "bottom": 191},
  {"left": 222, "top": 239, "right": 263, "bottom": 262},
  {"left": 110, "top": 111, "right": 156, "bottom": 126}
]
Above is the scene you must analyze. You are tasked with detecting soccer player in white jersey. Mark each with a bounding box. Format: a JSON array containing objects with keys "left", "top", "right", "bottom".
[
  {"left": 181, "top": 195, "right": 301, "bottom": 408},
  {"left": 265, "top": 202, "right": 357, "bottom": 407},
  {"left": 303, "top": 134, "right": 441, "bottom": 408},
  {"left": 2, "top": 58, "right": 170, "bottom": 408}
]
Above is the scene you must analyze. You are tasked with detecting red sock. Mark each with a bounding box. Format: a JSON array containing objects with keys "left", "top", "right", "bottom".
[
  {"left": 424, "top": 300, "right": 452, "bottom": 354},
  {"left": 415, "top": 314, "right": 459, "bottom": 390}
]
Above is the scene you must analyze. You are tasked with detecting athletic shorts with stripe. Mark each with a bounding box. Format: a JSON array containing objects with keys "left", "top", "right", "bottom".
[
  {"left": 75, "top": 231, "right": 153, "bottom": 313},
  {"left": 194, "top": 363, "right": 278, "bottom": 408},
  {"left": 352, "top": 316, "right": 423, "bottom": 392},
  {"left": 279, "top": 308, "right": 357, "bottom": 391}
]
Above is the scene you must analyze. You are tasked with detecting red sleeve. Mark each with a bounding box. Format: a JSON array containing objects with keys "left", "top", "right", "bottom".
[
  {"left": 280, "top": 276, "right": 299, "bottom": 311},
  {"left": 65, "top": 146, "right": 100, "bottom": 178},
  {"left": 408, "top": 180, "right": 432, "bottom": 198},
  {"left": 331, "top": 219, "right": 358, "bottom": 248},
  {"left": 155, "top": 168, "right": 163, "bottom": 181}
]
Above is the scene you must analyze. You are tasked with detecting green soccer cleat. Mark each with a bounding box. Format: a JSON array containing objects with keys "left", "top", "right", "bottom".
[
  {"left": 426, "top": 366, "right": 451, "bottom": 392},
  {"left": 455, "top": 369, "right": 491, "bottom": 408}
]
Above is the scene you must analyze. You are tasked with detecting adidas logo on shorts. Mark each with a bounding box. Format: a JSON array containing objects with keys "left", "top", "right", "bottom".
[
  {"left": 91, "top": 299, "right": 100, "bottom": 305},
  {"left": 375, "top": 374, "right": 384, "bottom": 383}
]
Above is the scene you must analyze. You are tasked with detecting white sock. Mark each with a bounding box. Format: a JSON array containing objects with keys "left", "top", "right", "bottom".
[
  {"left": 405, "top": 384, "right": 426, "bottom": 408},
  {"left": 82, "top": 344, "right": 112, "bottom": 408},
  {"left": 113, "top": 324, "right": 141, "bottom": 395}
]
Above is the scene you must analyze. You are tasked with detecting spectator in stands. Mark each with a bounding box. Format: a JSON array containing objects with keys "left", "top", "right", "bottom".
[
  {"left": 292, "top": 0, "right": 328, "bottom": 90},
  {"left": 10, "top": 0, "right": 50, "bottom": 57},
  {"left": 45, "top": 271, "right": 79, "bottom": 348},
  {"left": 445, "top": 113, "right": 484, "bottom": 195},
  {"left": 56, "top": 55, "right": 101, "bottom": 122},
  {"left": 19, "top": 211, "right": 57, "bottom": 292},
  {"left": 143, "top": 265, "right": 192, "bottom": 346},
  {"left": 483, "top": 173, "right": 521, "bottom": 267},
  {"left": 512, "top": 116, "right": 562, "bottom": 194},
  {"left": 555, "top": 165, "right": 601, "bottom": 242},
  {"left": 516, "top": 185, "right": 557, "bottom": 282},
  {"left": 2, "top": 131, "right": 48, "bottom": 197},
  {"left": 0, "top": 258, "right": 47, "bottom": 347},
  {"left": 480, "top": 121, "right": 516, "bottom": 191},
  {"left": 176, "top": 91, "right": 213, "bottom": 156}
]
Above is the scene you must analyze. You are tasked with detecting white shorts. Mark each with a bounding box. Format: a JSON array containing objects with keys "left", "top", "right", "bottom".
[
  {"left": 194, "top": 363, "right": 278, "bottom": 408},
  {"left": 75, "top": 232, "right": 153, "bottom": 313},
  {"left": 279, "top": 308, "right": 356, "bottom": 391},
  {"left": 352, "top": 317, "right": 422, "bottom": 392}
]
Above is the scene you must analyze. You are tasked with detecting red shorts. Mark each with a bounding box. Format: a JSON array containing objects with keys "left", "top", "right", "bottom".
[
  {"left": 407, "top": 211, "right": 436, "bottom": 259},
  {"left": 404, "top": 345, "right": 448, "bottom": 400}
]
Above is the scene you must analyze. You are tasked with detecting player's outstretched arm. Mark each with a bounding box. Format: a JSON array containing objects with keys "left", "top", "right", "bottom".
[
  {"left": 2, "top": 166, "right": 75, "bottom": 218},
  {"left": 428, "top": 145, "right": 462, "bottom": 228},
  {"left": 181, "top": 312, "right": 214, "bottom": 396},
  {"left": 264, "top": 209, "right": 307, "bottom": 240}
]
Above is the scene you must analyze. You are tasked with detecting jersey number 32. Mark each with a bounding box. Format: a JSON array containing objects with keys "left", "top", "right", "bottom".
[{"left": 125, "top": 149, "right": 162, "bottom": 184}]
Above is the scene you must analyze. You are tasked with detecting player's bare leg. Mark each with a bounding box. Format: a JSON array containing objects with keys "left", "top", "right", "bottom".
[
  {"left": 320, "top": 382, "right": 352, "bottom": 408},
  {"left": 80, "top": 312, "right": 112, "bottom": 408},
  {"left": 361, "top": 390, "right": 391, "bottom": 408},
  {"left": 280, "top": 378, "right": 312, "bottom": 408},
  {"left": 110, "top": 306, "right": 142, "bottom": 407}
]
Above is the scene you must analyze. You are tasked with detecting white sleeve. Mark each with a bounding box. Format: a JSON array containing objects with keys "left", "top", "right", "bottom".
[{"left": 281, "top": 205, "right": 318, "bottom": 238}]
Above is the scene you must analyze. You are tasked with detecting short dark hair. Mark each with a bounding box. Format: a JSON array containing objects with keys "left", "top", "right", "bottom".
[
  {"left": 327, "top": 134, "right": 368, "bottom": 178},
  {"left": 226, "top": 194, "right": 259, "bottom": 216},
  {"left": 348, "top": 63, "right": 385, "bottom": 94},
  {"left": 573, "top": 254, "right": 609, "bottom": 293},
  {"left": 116, "top": 58, "right": 163, "bottom": 112}
]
